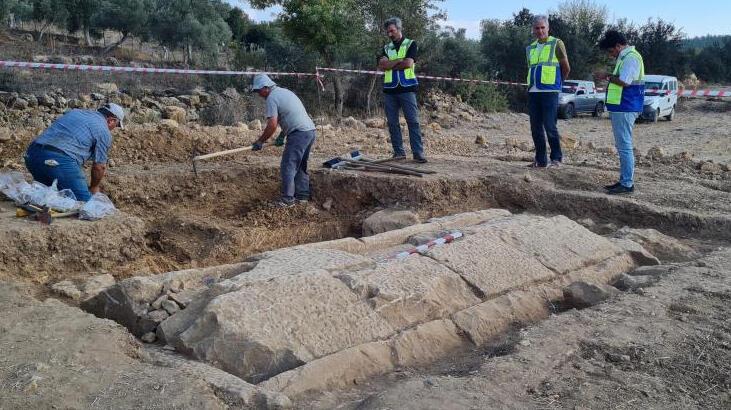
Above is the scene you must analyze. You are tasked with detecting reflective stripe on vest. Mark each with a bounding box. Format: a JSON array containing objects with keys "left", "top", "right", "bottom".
[
  {"left": 606, "top": 47, "right": 645, "bottom": 113},
  {"left": 526, "top": 36, "right": 562, "bottom": 91},
  {"left": 384, "top": 38, "right": 418, "bottom": 89}
]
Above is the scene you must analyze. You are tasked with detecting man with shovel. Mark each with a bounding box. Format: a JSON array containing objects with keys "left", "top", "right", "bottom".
[{"left": 250, "top": 74, "right": 317, "bottom": 207}]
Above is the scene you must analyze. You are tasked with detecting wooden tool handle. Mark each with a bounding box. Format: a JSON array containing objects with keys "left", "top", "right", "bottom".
[{"left": 193, "top": 146, "right": 254, "bottom": 162}]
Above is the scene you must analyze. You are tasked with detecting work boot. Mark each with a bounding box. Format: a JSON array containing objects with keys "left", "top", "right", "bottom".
[
  {"left": 392, "top": 154, "right": 406, "bottom": 160},
  {"left": 604, "top": 182, "right": 622, "bottom": 190},
  {"left": 413, "top": 156, "right": 428, "bottom": 164},
  {"left": 527, "top": 161, "right": 547, "bottom": 168},
  {"left": 606, "top": 184, "right": 634, "bottom": 195},
  {"left": 273, "top": 199, "right": 295, "bottom": 208},
  {"left": 548, "top": 160, "right": 561, "bottom": 168}
]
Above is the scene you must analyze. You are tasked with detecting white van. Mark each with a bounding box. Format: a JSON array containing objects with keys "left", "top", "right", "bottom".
[{"left": 641, "top": 75, "right": 678, "bottom": 122}]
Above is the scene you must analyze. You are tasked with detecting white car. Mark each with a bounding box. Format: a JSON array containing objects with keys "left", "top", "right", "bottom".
[{"left": 641, "top": 75, "right": 678, "bottom": 122}]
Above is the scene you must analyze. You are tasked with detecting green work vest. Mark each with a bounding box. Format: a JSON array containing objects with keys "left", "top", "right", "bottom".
[
  {"left": 526, "top": 36, "right": 562, "bottom": 91},
  {"left": 384, "top": 38, "right": 418, "bottom": 89},
  {"left": 606, "top": 46, "right": 645, "bottom": 112}
]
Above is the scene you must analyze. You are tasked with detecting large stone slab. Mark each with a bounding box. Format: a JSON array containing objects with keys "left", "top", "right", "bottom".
[
  {"left": 167, "top": 270, "right": 394, "bottom": 383},
  {"left": 391, "top": 319, "right": 468, "bottom": 367},
  {"left": 427, "top": 230, "right": 556, "bottom": 298},
  {"left": 427, "top": 209, "right": 512, "bottom": 229},
  {"left": 260, "top": 341, "right": 394, "bottom": 397},
  {"left": 613, "top": 227, "right": 699, "bottom": 262},
  {"left": 337, "top": 256, "right": 481, "bottom": 328},
  {"left": 231, "top": 248, "right": 375, "bottom": 284},
  {"left": 452, "top": 290, "right": 551, "bottom": 346},
  {"left": 476, "top": 215, "right": 623, "bottom": 274}
]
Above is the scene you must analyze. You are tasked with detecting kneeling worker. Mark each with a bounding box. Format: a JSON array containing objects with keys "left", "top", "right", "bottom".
[
  {"left": 24, "top": 103, "right": 125, "bottom": 201},
  {"left": 250, "top": 74, "right": 317, "bottom": 207}
]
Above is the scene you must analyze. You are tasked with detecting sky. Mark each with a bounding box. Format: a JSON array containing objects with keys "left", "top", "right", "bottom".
[{"left": 226, "top": 1, "right": 731, "bottom": 39}]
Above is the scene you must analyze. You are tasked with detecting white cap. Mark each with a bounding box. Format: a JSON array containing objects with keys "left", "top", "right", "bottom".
[
  {"left": 251, "top": 74, "right": 276, "bottom": 92},
  {"left": 100, "top": 103, "right": 125, "bottom": 129}
]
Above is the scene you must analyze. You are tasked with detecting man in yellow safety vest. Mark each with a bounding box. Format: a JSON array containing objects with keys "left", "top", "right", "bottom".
[
  {"left": 526, "top": 15, "right": 571, "bottom": 169},
  {"left": 595, "top": 30, "right": 645, "bottom": 195},
  {"left": 377, "top": 17, "right": 426, "bottom": 163}
]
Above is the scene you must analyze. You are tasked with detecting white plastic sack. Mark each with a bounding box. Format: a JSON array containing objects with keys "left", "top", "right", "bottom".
[
  {"left": 0, "top": 173, "right": 81, "bottom": 212},
  {"left": 17, "top": 180, "right": 81, "bottom": 212},
  {"left": 0, "top": 171, "right": 30, "bottom": 203},
  {"left": 80, "top": 193, "right": 118, "bottom": 221}
]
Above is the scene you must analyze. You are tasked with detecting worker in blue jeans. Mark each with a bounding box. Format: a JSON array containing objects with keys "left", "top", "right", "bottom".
[
  {"left": 250, "top": 74, "right": 317, "bottom": 207},
  {"left": 595, "top": 30, "right": 645, "bottom": 195},
  {"left": 378, "top": 17, "right": 427, "bottom": 163},
  {"left": 24, "top": 103, "right": 125, "bottom": 201}
]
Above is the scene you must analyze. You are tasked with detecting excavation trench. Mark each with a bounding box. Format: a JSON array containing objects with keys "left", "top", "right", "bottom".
[
  {"left": 3, "top": 158, "right": 720, "bottom": 405},
  {"left": 1, "top": 158, "right": 725, "bottom": 283}
]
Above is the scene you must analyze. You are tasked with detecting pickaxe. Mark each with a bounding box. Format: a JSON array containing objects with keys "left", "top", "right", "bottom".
[
  {"left": 323, "top": 156, "right": 423, "bottom": 177},
  {"left": 191, "top": 144, "right": 268, "bottom": 177},
  {"left": 349, "top": 150, "right": 436, "bottom": 174}
]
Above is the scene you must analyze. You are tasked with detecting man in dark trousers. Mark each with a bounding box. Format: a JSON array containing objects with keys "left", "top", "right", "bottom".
[
  {"left": 250, "top": 74, "right": 317, "bottom": 207},
  {"left": 526, "top": 15, "right": 570, "bottom": 168},
  {"left": 378, "top": 17, "right": 426, "bottom": 163}
]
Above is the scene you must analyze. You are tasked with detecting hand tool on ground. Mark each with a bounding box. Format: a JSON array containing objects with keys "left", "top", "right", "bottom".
[
  {"left": 349, "top": 151, "right": 436, "bottom": 174},
  {"left": 323, "top": 157, "right": 423, "bottom": 177},
  {"left": 16, "top": 204, "right": 79, "bottom": 224},
  {"left": 191, "top": 143, "right": 270, "bottom": 176}
]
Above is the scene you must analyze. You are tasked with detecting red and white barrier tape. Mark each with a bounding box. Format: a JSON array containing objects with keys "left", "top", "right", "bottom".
[
  {"left": 0, "top": 60, "right": 318, "bottom": 77},
  {"left": 316, "top": 67, "right": 525, "bottom": 87},
  {"left": 2, "top": 60, "right": 727, "bottom": 98},
  {"left": 389, "top": 231, "right": 464, "bottom": 260}
]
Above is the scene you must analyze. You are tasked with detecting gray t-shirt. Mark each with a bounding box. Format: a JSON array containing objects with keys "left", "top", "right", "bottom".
[{"left": 266, "top": 86, "right": 315, "bottom": 135}]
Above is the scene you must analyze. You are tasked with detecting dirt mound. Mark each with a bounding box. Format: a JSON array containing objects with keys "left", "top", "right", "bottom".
[{"left": 0, "top": 209, "right": 145, "bottom": 283}]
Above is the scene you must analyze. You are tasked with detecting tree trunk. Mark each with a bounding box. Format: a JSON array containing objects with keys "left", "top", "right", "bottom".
[
  {"left": 103, "top": 32, "right": 129, "bottom": 55},
  {"left": 186, "top": 42, "right": 193, "bottom": 65},
  {"left": 366, "top": 74, "right": 377, "bottom": 117},
  {"left": 38, "top": 22, "right": 50, "bottom": 42},
  {"left": 84, "top": 28, "right": 93, "bottom": 47},
  {"left": 333, "top": 75, "right": 345, "bottom": 117}
]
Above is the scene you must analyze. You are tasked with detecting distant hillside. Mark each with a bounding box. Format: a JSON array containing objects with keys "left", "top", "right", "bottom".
[{"left": 683, "top": 35, "right": 731, "bottom": 50}]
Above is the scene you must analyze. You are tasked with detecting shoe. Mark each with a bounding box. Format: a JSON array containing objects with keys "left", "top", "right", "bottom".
[
  {"left": 606, "top": 184, "right": 634, "bottom": 195},
  {"left": 392, "top": 154, "right": 406, "bottom": 160},
  {"left": 604, "top": 182, "right": 622, "bottom": 190},
  {"left": 273, "top": 199, "right": 295, "bottom": 208},
  {"left": 548, "top": 160, "right": 561, "bottom": 168},
  {"left": 527, "top": 161, "right": 547, "bottom": 168},
  {"left": 413, "top": 156, "right": 428, "bottom": 164},
  {"left": 295, "top": 198, "right": 309, "bottom": 204}
]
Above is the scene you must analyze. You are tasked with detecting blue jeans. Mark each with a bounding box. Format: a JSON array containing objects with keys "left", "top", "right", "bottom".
[
  {"left": 384, "top": 92, "right": 424, "bottom": 158},
  {"left": 610, "top": 112, "right": 639, "bottom": 187},
  {"left": 528, "top": 92, "right": 562, "bottom": 165},
  {"left": 24, "top": 143, "right": 91, "bottom": 201},
  {"left": 281, "top": 130, "right": 316, "bottom": 202}
]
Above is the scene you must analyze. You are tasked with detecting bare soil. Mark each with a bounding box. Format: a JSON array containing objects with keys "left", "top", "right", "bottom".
[{"left": 0, "top": 96, "right": 730, "bottom": 409}]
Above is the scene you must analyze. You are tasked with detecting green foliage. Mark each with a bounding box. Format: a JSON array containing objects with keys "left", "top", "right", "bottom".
[
  {"left": 275, "top": 0, "right": 364, "bottom": 65},
  {"left": 683, "top": 35, "right": 731, "bottom": 50},
  {"left": 93, "top": 0, "right": 153, "bottom": 40},
  {"left": 480, "top": 19, "right": 531, "bottom": 82},
  {"left": 454, "top": 75, "right": 508, "bottom": 112},
  {"left": 149, "top": 0, "right": 232, "bottom": 63},
  {"left": 635, "top": 19, "right": 690, "bottom": 78}
]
